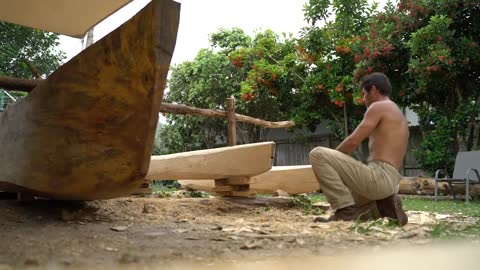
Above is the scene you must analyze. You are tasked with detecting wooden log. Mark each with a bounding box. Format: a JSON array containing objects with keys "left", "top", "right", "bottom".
[
  {"left": 0, "top": 0, "right": 180, "bottom": 200},
  {"left": 146, "top": 142, "right": 275, "bottom": 180},
  {"left": 250, "top": 165, "right": 319, "bottom": 194},
  {"left": 0, "top": 77, "right": 295, "bottom": 129},
  {"left": 181, "top": 174, "right": 480, "bottom": 198},
  {"left": 178, "top": 165, "right": 320, "bottom": 195},
  {"left": 226, "top": 97, "right": 236, "bottom": 146},
  {"left": 399, "top": 177, "right": 480, "bottom": 196},
  {"left": 0, "top": 75, "right": 38, "bottom": 92}
]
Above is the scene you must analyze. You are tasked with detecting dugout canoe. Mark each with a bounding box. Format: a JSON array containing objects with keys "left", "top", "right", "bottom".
[{"left": 0, "top": 0, "right": 180, "bottom": 200}]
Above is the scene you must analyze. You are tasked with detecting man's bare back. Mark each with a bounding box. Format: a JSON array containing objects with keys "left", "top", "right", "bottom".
[
  {"left": 367, "top": 100, "right": 409, "bottom": 169},
  {"left": 310, "top": 72, "right": 409, "bottom": 225},
  {"left": 335, "top": 97, "right": 409, "bottom": 169}
]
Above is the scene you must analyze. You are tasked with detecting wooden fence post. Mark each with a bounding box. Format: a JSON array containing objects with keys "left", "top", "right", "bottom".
[{"left": 227, "top": 96, "right": 237, "bottom": 146}]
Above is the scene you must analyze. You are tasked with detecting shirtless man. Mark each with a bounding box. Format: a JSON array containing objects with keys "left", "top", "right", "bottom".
[{"left": 309, "top": 72, "right": 409, "bottom": 226}]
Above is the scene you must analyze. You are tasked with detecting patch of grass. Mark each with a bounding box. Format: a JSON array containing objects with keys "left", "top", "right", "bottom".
[
  {"left": 350, "top": 217, "right": 402, "bottom": 234},
  {"left": 430, "top": 222, "right": 480, "bottom": 239},
  {"left": 305, "top": 193, "right": 480, "bottom": 217},
  {"left": 305, "top": 193, "right": 327, "bottom": 204},
  {"left": 151, "top": 183, "right": 178, "bottom": 193},
  {"left": 187, "top": 190, "right": 210, "bottom": 198},
  {"left": 291, "top": 194, "right": 323, "bottom": 215},
  {"left": 402, "top": 197, "right": 480, "bottom": 217}
]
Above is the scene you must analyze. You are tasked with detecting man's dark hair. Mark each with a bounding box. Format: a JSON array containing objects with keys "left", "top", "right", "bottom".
[{"left": 360, "top": 72, "right": 392, "bottom": 96}]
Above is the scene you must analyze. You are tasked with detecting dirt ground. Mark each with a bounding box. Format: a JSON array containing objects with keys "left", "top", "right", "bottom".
[{"left": 0, "top": 194, "right": 479, "bottom": 270}]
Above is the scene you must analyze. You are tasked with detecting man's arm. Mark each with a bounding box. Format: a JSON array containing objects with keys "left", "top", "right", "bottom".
[{"left": 336, "top": 103, "right": 383, "bottom": 155}]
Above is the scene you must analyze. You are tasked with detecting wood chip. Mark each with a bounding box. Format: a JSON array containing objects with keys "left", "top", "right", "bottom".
[
  {"left": 210, "top": 238, "right": 227, "bottom": 242},
  {"left": 396, "top": 231, "right": 418, "bottom": 239},
  {"left": 209, "top": 225, "right": 223, "bottom": 231},
  {"left": 144, "top": 232, "right": 166, "bottom": 237},
  {"left": 175, "top": 219, "right": 189, "bottom": 223},
  {"left": 110, "top": 226, "right": 128, "bottom": 232},
  {"left": 295, "top": 238, "right": 305, "bottom": 245},
  {"left": 312, "top": 202, "right": 331, "bottom": 211},
  {"left": 240, "top": 240, "right": 263, "bottom": 250},
  {"left": 310, "top": 224, "right": 330, "bottom": 229},
  {"left": 222, "top": 227, "right": 254, "bottom": 234},
  {"left": 288, "top": 238, "right": 306, "bottom": 245}
]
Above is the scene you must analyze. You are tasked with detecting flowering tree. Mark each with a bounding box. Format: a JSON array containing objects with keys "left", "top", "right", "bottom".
[
  {"left": 159, "top": 28, "right": 301, "bottom": 154},
  {"left": 352, "top": 0, "right": 480, "bottom": 173},
  {"left": 234, "top": 0, "right": 377, "bottom": 142},
  {"left": 164, "top": 0, "right": 480, "bottom": 174},
  {"left": 0, "top": 21, "right": 65, "bottom": 78}
]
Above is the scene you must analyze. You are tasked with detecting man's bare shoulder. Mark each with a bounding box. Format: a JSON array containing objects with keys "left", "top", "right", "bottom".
[{"left": 367, "top": 100, "right": 400, "bottom": 113}]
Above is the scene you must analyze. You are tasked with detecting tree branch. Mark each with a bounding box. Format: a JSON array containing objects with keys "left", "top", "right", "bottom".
[
  {"left": 160, "top": 103, "right": 295, "bottom": 129},
  {"left": 23, "top": 60, "right": 42, "bottom": 79}
]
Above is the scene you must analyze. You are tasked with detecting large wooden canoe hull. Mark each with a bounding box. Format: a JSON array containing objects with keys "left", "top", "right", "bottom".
[
  {"left": 0, "top": 0, "right": 180, "bottom": 200},
  {"left": 178, "top": 165, "right": 320, "bottom": 195},
  {"left": 146, "top": 142, "right": 276, "bottom": 180}
]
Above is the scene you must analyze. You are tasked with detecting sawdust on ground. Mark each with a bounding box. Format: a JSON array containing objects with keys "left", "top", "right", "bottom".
[{"left": 0, "top": 195, "right": 479, "bottom": 269}]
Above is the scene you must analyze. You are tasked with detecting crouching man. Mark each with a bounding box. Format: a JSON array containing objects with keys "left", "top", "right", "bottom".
[{"left": 310, "top": 72, "right": 409, "bottom": 226}]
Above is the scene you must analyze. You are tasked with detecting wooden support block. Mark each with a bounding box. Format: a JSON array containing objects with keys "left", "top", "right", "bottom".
[
  {"left": 214, "top": 185, "right": 249, "bottom": 192},
  {"left": 131, "top": 181, "right": 153, "bottom": 195},
  {"left": 139, "top": 182, "right": 151, "bottom": 189},
  {"left": 214, "top": 176, "right": 252, "bottom": 197},
  {"left": 215, "top": 176, "right": 251, "bottom": 186}
]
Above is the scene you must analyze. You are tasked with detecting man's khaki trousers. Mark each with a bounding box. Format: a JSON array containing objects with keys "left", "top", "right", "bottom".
[{"left": 309, "top": 147, "right": 401, "bottom": 210}]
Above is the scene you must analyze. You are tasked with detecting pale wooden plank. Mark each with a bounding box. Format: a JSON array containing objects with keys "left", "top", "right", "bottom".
[
  {"left": 250, "top": 165, "right": 319, "bottom": 194},
  {"left": 146, "top": 142, "right": 275, "bottom": 180},
  {"left": 178, "top": 165, "right": 320, "bottom": 195}
]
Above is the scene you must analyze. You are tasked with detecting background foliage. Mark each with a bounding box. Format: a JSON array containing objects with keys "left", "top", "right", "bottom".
[{"left": 0, "top": 21, "right": 65, "bottom": 78}]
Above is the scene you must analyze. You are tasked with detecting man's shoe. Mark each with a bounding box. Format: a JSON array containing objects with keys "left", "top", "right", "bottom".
[
  {"left": 376, "top": 194, "right": 408, "bottom": 226},
  {"left": 314, "top": 203, "right": 376, "bottom": 223}
]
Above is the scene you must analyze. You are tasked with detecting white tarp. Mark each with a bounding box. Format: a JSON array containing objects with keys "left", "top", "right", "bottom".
[{"left": 0, "top": 0, "right": 135, "bottom": 38}]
